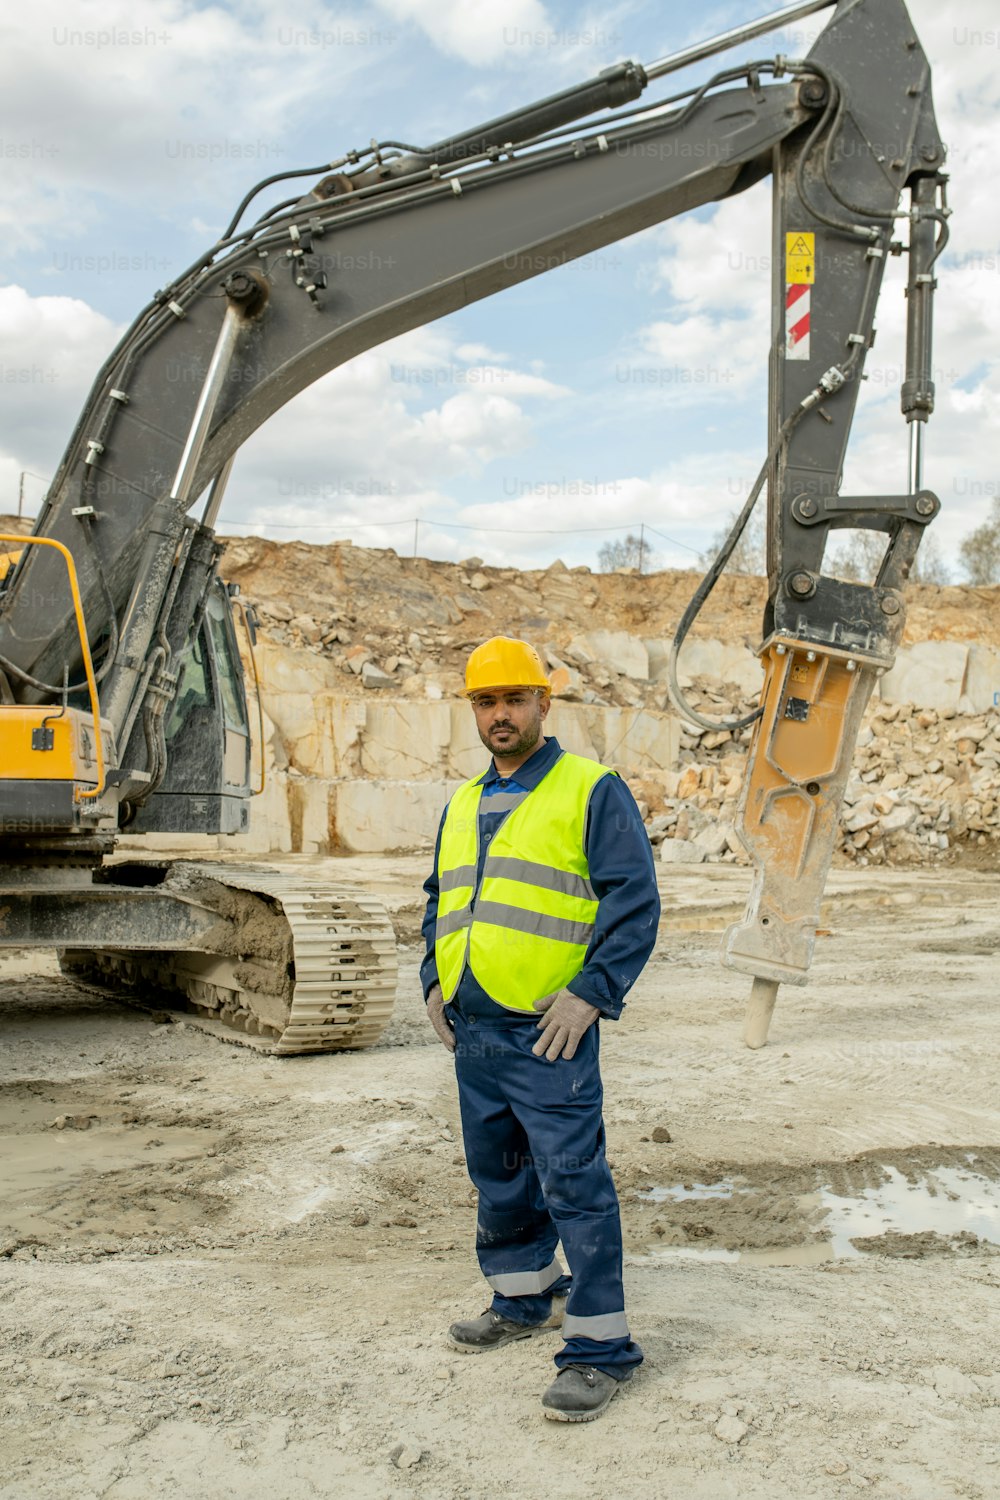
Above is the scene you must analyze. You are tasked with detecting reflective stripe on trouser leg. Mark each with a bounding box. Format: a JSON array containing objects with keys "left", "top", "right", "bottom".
[
  {"left": 451, "top": 1011, "right": 561, "bottom": 1326},
  {"left": 487, "top": 1259, "right": 565, "bottom": 1297},
  {"left": 561, "top": 1310, "right": 630, "bottom": 1340}
]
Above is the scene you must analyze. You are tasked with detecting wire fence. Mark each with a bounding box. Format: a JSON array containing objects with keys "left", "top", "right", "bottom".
[
  {"left": 7, "top": 472, "right": 704, "bottom": 565},
  {"left": 216, "top": 512, "right": 704, "bottom": 561}
]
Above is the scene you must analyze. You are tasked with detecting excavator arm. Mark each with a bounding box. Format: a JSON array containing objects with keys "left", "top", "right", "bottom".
[{"left": 0, "top": 0, "right": 945, "bottom": 1050}]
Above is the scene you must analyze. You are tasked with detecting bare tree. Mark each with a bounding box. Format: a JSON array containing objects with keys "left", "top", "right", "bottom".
[
  {"left": 597, "top": 531, "right": 660, "bottom": 574},
  {"left": 910, "top": 532, "right": 952, "bottom": 586},
  {"left": 958, "top": 500, "right": 1000, "bottom": 585},
  {"left": 826, "top": 528, "right": 951, "bottom": 585},
  {"left": 698, "top": 508, "right": 767, "bottom": 576},
  {"left": 826, "top": 529, "right": 896, "bottom": 582}
]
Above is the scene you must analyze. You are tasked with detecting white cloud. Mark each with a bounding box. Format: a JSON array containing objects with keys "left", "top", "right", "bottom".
[
  {"left": 647, "top": 186, "right": 770, "bottom": 316},
  {"left": 0, "top": 0, "right": 398, "bottom": 251},
  {"left": 624, "top": 186, "right": 770, "bottom": 404},
  {"left": 376, "top": 0, "right": 552, "bottom": 67},
  {"left": 211, "top": 325, "right": 571, "bottom": 542},
  {"left": 0, "top": 286, "right": 121, "bottom": 506},
  {"left": 451, "top": 456, "right": 756, "bottom": 572},
  {"left": 0, "top": 289, "right": 571, "bottom": 547}
]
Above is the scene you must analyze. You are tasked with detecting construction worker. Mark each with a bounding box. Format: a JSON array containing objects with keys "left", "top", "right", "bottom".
[{"left": 421, "top": 635, "right": 660, "bottom": 1422}]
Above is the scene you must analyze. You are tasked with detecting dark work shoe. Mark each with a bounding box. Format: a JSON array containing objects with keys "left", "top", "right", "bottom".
[
  {"left": 448, "top": 1309, "right": 547, "bottom": 1353},
  {"left": 541, "top": 1364, "right": 625, "bottom": 1422}
]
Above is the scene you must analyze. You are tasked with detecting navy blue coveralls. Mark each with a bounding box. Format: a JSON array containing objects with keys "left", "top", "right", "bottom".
[{"left": 421, "top": 735, "right": 660, "bottom": 1377}]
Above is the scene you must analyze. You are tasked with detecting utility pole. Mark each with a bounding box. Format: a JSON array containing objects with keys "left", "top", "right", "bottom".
[
  {"left": 16, "top": 470, "right": 48, "bottom": 520},
  {"left": 638, "top": 522, "right": 646, "bottom": 575}
]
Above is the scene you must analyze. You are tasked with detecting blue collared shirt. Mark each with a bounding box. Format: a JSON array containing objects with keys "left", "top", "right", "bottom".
[{"left": 421, "top": 736, "right": 660, "bottom": 1022}]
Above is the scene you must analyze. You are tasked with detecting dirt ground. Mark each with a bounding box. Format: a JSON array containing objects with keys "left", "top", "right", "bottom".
[{"left": 2, "top": 857, "right": 1000, "bottom": 1500}]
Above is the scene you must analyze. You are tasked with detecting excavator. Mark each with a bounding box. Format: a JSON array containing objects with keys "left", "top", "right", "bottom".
[{"left": 0, "top": 0, "right": 945, "bottom": 1053}]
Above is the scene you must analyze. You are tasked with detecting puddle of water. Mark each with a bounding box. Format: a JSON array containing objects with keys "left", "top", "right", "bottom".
[
  {"left": 820, "top": 1162, "right": 1000, "bottom": 1258},
  {"left": 632, "top": 1156, "right": 1000, "bottom": 1266},
  {"left": 638, "top": 1181, "right": 735, "bottom": 1204},
  {"left": 628, "top": 1241, "right": 835, "bottom": 1268}
]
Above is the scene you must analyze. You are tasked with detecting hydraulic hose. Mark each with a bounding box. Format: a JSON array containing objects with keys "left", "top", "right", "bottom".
[{"left": 666, "top": 411, "right": 802, "bottom": 733}]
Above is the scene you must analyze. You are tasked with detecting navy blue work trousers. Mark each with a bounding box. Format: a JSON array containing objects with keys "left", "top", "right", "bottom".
[{"left": 448, "top": 1002, "right": 642, "bottom": 1377}]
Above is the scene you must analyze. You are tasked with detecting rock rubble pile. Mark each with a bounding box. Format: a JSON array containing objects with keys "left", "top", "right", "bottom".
[{"left": 641, "top": 685, "right": 1000, "bottom": 869}]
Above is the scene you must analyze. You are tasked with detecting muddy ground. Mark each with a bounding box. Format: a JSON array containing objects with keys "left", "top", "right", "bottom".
[{"left": 2, "top": 858, "right": 999, "bottom": 1500}]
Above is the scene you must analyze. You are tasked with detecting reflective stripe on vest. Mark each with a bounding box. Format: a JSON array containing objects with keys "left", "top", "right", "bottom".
[{"left": 434, "top": 751, "right": 613, "bottom": 1011}]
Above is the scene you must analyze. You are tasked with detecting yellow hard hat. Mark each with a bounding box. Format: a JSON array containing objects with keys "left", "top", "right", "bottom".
[{"left": 465, "top": 636, "right": 550, "bottom": 696}]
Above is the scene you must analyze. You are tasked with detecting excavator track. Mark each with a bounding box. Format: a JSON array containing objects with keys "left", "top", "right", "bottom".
[{"left": 58, "top": 863, "right": 398, "bottom": 1055}]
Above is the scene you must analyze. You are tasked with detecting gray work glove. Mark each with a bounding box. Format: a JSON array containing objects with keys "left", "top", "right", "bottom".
[
  {"left": 426, "top": 983, "right": 456, "bottom": 1053},
  {"left": 532, "top": 988, "right": 600, "bottom": 1062}
]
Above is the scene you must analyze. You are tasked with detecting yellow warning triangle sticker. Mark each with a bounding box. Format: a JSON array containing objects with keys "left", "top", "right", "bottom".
[{"left": 788, "top": 234, "right": 812, "bottom": 256}]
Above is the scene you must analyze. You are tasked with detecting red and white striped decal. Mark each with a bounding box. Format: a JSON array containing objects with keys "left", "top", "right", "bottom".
[{"left": 785, "top": 282, "right": 811, "bottom": 360}]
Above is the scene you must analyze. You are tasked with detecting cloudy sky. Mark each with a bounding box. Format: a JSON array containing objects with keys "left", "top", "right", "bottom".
[{"left": 1, "top": 0, "right": 997, "bottom": 574}]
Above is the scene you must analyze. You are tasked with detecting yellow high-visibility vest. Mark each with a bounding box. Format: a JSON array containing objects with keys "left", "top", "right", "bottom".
[{"left": 435, "top": 751, "right": 613, "bottom": 1011}]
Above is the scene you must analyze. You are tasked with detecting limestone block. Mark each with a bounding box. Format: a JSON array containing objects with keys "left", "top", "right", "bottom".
[
  {"left": 645, "top": 814, "right": 675, "bottom": 843},
  {"left": 448, "top": 700, "right": 489, "bottom": 779},
  {"left": 595, "top": 708, "right": 679, "bottom": 772},
  {"left": 881, "top": 803, "right": 916, "bottom": 834},
  {"left": 724, "top": 827, "right": 745, "bottom": 856},
  {"left": 644, "top": 638, "right": 670, "bottom": 682},
  {"left": 677, "top": 766, "right": 701, "bottom": 799},
  {"left": 361, "top": 661, "right": 396, "bottom": 689},
  {"left": 256, "top": 639, "right": 340, "bottom": 695},
  {"left": 576, "top": 630, "right": 649, "bottom": 680},
  {"left": 564, "top": 639, "right": 596, "bottom": 667},
  {"left": 842, "top": 773, "right": 866, "bottom": 805},
  {"left": 674, "top": 638, "right": 722, "bottom": 681},
  {"left": 346, "top": 646, "right": 374, "bottom": 673},
  {"left": 289, "top": 776, "right": 333, "bottom": 854},
  {"left": 547, "top": 704, "right": 602, "bottom": 763},
  {"left": 879, "top": 642, "right": 969, "bottom": 711},
  {"left": 549, "top": 664, "right": 585, "bottom": 698},
  {"left": 261, "top": 707, "right": 287, "bottom": 772},
  {"left": 363, "top": 702, "right": 451, "bottom": 781},
  {"left": 694, "top": 824, "right": 731, "bottom": 856},
  {"left": 256, "top": 641, "right": 366, "bottom": 778},
  {"left": 660, "top": 839, "right": 706, "bottom": 864},
  {"left": 243, "top": 768, "right": 293, "bottom": 853},
  {"left": 718, "top": 644, "right": 764, "bottom": 697},
  {"left": 961, "top": 644, "right": 1000, "bottom": 715},
  {"left": 647, "top": 636, "right": 762, "bottom": 696},
  {"left": 330, "top": 779, "right": 461, "bottom": 854},
  {"left": 289, "top": 614, "right": 322, "bottom": 644},
  {"left": 260, "top": 692, "right": 365, "bottom": 779}
]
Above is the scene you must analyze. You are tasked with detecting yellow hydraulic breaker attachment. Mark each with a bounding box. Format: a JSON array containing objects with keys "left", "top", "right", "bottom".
[{"left": 722, "top": 635, "right": 889, "bottom": 1048}]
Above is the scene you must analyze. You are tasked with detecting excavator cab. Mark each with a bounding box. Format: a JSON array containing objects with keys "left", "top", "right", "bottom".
[{"left": 128, "top": 578, "right": 254, "bottom": 835}]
